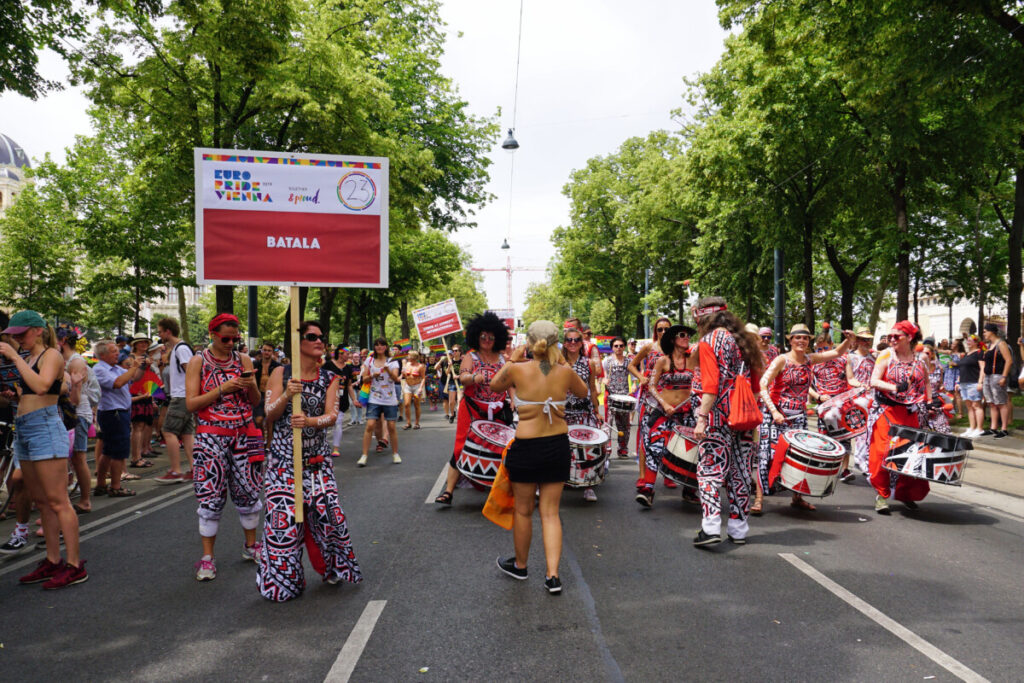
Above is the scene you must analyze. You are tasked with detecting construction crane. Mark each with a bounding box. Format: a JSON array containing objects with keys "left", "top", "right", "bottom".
[{"left": 471, "top": 251, "right": 544, "bottom": 314}]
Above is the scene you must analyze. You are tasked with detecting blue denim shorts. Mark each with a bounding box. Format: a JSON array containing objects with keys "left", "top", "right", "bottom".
[
  {"left": 73, "top": 416, "right": 91, "bottom": 452},
  {"left": 13, "top": 404, "right": 70, "bottom": 462},
  {"left": 959, "top": 384, "right": 982, "bottom": 402},
  {"left": 366, "top": 402, "right": 398, "bottom": 421}
]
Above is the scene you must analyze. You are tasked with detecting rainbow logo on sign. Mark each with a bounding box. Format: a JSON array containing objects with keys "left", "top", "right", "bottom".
[{"left": 337, "top": 171, "right": 377, "bottom": 211}]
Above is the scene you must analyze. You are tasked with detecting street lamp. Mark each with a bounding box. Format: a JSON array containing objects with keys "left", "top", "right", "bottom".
[
  {"left": 943, "top": 280, "right": 957, "bottom": 340},
  {"left": 501, "top": 129, "right": 519, "bottom": 151}
]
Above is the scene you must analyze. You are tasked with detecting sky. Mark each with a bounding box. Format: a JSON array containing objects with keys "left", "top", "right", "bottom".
[{"left": 0, "top": 0, "right": 729, "bottom": 315}]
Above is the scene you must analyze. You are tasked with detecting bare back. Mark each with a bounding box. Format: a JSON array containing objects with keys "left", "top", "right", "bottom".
[{"left": 491, "top": 361, "right": 587, "bottom": 440}]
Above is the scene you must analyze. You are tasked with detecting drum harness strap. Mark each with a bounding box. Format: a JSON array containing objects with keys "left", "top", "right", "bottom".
[{"left": 512, "top": 395, "right": 567, "bottom": 423}]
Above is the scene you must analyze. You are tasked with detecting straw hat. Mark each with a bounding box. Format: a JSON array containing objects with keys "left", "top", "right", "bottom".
[
  {"left": 855, "top": 327, "right": 873, "bottom": 340},
  {"left": 786, "top": 324, "right": 812, "bottom": 339}
]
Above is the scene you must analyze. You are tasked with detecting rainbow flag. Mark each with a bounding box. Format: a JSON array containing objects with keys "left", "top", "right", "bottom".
[
  {"left": 429, "top": 343, "right": 445, "bottom": 353},
  {"left": 358, "top": 380, "right": 371, "bottom": 406},
  {"left": 144, "top": 380, "right": 166, "bottom": 401},
  {"left": 393, "top": 338, "right": 411, "bottom": 359},
  {"left": 594, "top": 336, "right": 615, "bottom": 354}
]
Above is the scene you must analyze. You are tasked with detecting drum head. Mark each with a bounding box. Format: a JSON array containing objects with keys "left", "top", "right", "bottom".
[
  {"left": 568, "top": 425, "right": 609, "bottom": 446},
  {"left": 609, "top": 393, "right": 636, "bottom": 404},
  {"left": 470, "top": 420, "right": 515, "bottom": 447},
  {"left": 784, "top": 429, "right": 845, "bottom": 457}
]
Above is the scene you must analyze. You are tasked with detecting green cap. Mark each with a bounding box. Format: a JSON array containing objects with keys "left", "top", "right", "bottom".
[{"left": 2, "top": 310, "right": 47, "bottom": 335}]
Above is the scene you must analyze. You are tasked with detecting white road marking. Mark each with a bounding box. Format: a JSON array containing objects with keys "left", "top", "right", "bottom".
[
  {"left": 779, "top": 553, "right": 990, "bottom": 683},
  {"left": 0, "top": 485, "right": 194, "bottom": 578},
  {"left": 323, "top": 599, "right": 387, "bottom": 683},
  {"left": 425, "top": 462, "right": 449, "bottom": 504}
]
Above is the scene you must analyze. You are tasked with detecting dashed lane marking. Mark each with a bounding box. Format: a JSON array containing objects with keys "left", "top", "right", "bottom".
[{"left": 323, "top": 600, "right": 387, "bottom": 683}]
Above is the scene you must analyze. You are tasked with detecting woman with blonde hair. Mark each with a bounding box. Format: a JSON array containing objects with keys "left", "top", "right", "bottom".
[
  {"left": 401, "top": 350, "right": 425, "bottom": 430},
  {"left": 489, "top": 320, "right": 588, "bottom": 594}
]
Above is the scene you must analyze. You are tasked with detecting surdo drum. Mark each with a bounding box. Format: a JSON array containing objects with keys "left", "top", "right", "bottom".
[
  {"left": 456, "top": 420, "right": 516, "bottom": 490},
  {"left": 885, "top": 425, "right": 971, "bottom": 486},
  {"left": 659, "top": 425, "right": 698, "bottom": 489},
  {"left": 608, "top": 393, "right": 637, "bottom": 415},
  {"left": 566, "top": 424, "right": 610, "bottom": 489},
  {"left": 816, "top": 387, "right": 872, "bottom": 441},
  {"left": 775, "top": 429, "right": 846, "bottom": 497}
]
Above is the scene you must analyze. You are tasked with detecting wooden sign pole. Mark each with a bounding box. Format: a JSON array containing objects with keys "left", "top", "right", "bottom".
[{"left": 290, "top": 286, "right": 304, "bottom": 523}]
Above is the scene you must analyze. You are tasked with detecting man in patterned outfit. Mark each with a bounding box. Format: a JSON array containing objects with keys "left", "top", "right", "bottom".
[{"left": 185, "top": 313, "right": 263, "bottom": 581}]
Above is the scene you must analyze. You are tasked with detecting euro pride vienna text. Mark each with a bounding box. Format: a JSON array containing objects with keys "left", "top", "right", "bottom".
[{"left": 196, "top": 150, "right": 388, "bottom": 287}]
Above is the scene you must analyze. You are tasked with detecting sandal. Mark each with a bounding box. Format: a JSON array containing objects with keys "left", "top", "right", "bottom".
[
  {"left": 73, "top": 504, "right": 91, "bottom": 515},
  {"left": 375, "top": 439, "right": 388, "bottom": 453},
  {"left": 750, "top": 499, "right": 763, "bottom": 516},
  {"left": 129, "top": 459, "right": 154, "bottom": 468},
  {"left": 413, "top": 424, "right": 421, "bottom": 430},
  {"left": 93, "top": 485, "right": 109, "bottom": 496},
  {"left": 108, "top": 487, "right": 137, "bottom": 497},
  {"left": 434, "top": 490, "right": 453, "bottom": 505},
  {"left": 790, "top": 497, "right": 816, "bottom": 511},
  {"left": 121, "top": 472, "right": 141, "bottom": 481},
  {"left": 403, "top": 423, "right": 412, "bottom": 430}
]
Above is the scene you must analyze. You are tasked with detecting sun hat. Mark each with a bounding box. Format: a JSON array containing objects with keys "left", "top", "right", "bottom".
[
  {"left": 130, "top": 333, "right": 151, "bottom": 348},
  {"left": 855, "top": 327, "right": 874, "bottom": 339},
  {"left": 1, "top": 310, "right": 47, "bottom": 335},
  {"left": 744, "top": 323, "right": 759, "bottom": 335},
  {"left": 659, "top": 324, "right": 698, "bottom": 356},
  {"left": 786, "top": 324, "right": 812, "bottom": 339}
]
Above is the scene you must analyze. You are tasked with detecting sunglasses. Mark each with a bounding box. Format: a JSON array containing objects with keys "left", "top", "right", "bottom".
[
  {"left": 656, "top": 327, "right": 670, "bottom": 333},
  {"left": 565, "top": 337, "right": 582, "bottom": 343},
  {"left": 887, "top": 334, "right": 906, "bottom": 341},
  {"left": 219, "top": 336, "right": 241, "bottom": 344},
  {"left": 303, "top": 333, "right": 326, "bottom": 343},
  {"left": 761, "top": 335, "right": 772, "bottom": 340},
  {"left": 612, "top": 343, "right": 624, "bottom": 348},
  {"left": 479, "top": 333, "right": 495, "bottom": 341}
]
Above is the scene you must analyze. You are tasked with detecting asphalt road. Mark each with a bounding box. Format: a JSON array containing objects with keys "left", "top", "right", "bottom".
[{"left": 0, "top": 408, "right": 1021, "bottom": 682}]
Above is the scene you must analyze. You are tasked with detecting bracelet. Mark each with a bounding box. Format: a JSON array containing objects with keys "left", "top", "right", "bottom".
[
  {"left": 697, "top": 414, "right": 708, "bottom": 420},
  {"left": 217, "top": 385, "right": 223, "bottom": 397}
]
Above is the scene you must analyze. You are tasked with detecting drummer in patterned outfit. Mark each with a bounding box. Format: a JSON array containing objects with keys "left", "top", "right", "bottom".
[
  {"left": 808, "top": 332, "right": 863, "bottom": 483},
  {"left": 258, "top": 321, "right": 361, "bottom": 601},
  {"left": 867, "top": 320, "right": 942, "bottom": 515},
  {"left": 562, "top": 327, "right": 602, "bottom": 502},
  {"left": 636, "top": 324, "right": 698, "bottom": 508},
  {"left": 628, "top": 317, "right": 673, "bottom": 485},
  {"left": 184, "top": 313, "right": 264, "bottom": 582},
  {"left": 848, "top": 328, "right": 876, "bottom": 474},
  {"left": 692, "top": 297, "right": 763, "bottom": 546},
  {"left": 755, "top": 324, "right": 854, "bottom": 514},
  {"left": 758, "top": 327, "right": 779, "bottom": 365},
  {"left": 434, "top": 312, "right": 511, "bottom": 505},
  {"left": 601, "top": 337, "right": 632, "bottom": 458}
]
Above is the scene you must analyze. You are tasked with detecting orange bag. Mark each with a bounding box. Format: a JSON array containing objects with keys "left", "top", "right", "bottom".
[
  {"left": 728, "top": 364, "right": 761, "bottom": 431},
  {"left": 482, "top": 440, "right": 515, "bottom": 530}
]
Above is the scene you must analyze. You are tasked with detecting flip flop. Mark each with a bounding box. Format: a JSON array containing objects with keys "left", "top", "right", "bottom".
[
  {"left": 108, "top": 487, "right": 137, "bottom": 497},
  {"left": 73, "top": 504, "right": 91, "bottom": 515},
  {"left": 121, "top": 472, "right": 141, "bottom": 481},
  {"left": 129, "top": 459, "right": 154, "bottom": 468}
]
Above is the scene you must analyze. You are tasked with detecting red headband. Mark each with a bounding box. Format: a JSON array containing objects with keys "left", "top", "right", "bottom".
[
  {"left": 893, "top": 320, "right": 918, "bottom": 338},
  {"left": 692, "top": 304, "right": 727, "bottom": 320},
  {"left": 208, "top": 313, "right": 240, "bottom": 332}
]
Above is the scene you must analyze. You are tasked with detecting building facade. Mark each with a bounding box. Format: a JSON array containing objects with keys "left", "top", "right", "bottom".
[{"left": 0, "top": 133, "right": 31, "bottom": 216}]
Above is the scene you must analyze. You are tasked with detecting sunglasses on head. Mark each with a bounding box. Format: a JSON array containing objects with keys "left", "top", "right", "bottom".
[
  {"left": 219, "top": 335, "right": 241, "bottom": 344},
  {"left": 303, "top": 333, "right": 326, "bottom": 343}
]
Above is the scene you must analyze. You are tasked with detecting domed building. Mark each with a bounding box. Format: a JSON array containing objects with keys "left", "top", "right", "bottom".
[{"left": 0, "top": 133, "right": 31, "bottom": 215}]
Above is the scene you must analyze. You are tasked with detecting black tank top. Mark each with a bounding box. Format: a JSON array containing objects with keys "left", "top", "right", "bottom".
[{"left": 20, "top": 348, "right": 63, "bottom": 395}]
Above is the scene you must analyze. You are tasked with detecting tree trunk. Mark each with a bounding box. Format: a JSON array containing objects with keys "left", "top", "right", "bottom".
[
  {"left": 913, "top": 268, "right": 920, "bottom": 326},
  {"left": 342, "top": 293, "right": 353, "bottom": 347},
  {"left": 378, "top": 313, "right": 387, "bottom": 339},
  {"left": 215, "top": 285, "right": 233, "bottom": 314},
  {"left": 868, "top": 277, "right": 887, "bottom": 334},
  {"left": 177, "top": 283, "right": 190, "bottom": 345},
  {"left": 824, "top": 242, "right": 873, "bottom": 331},
  {"left": 318, "top": 287, "right": 338, "bottom": 343},
  {"left": 399, "top": 299, "right": 410, "bottom": 340},
  {"left": 802, "top": 213, "right": 815, "bottom": 330},
  {"left": 1006, "top": 151, "right": 1023, "bottom": 369},
  {"left": 893, "top": 164, "right": 910, "bottom": 321}
]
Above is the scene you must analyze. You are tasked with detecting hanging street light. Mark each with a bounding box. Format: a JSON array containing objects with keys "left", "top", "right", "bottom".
[
  {"left": 501, "top": 128, "right": 519, "bottom": 151},
  {"left": 501, "top": 238, "right": 510, "bottom": 250}
]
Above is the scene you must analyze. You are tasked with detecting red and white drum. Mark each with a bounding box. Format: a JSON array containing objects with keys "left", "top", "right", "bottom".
[
  {"left": 885, "top": 425, "right": 971, "bottom": 486},
  {"left": 659, "top": 425, "right": 698, "bottom": 489},
  {"left": 775, "top": 429, "right": 845, "bottom": 497},
  {"left": 608, "top": 393, "right": 637, "bottom": 414},
  {"left": 566, "top": 424, "right": 610, "bottom": 488},
  {"left": 456, "top": 420, "right": 515, "bottom": 490},
  {"left": 816, "top": 387, "right": 872, "bottom": 441}
]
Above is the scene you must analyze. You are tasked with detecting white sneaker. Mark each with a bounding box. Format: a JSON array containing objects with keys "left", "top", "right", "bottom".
[
  {"left": 392, "top": 453, "right": 402, "bottom": 464},
  {"left": 195, "top": 555, "right": 217, "bottom": 581},
  {"left": 357, "top": 454, "right": 368, "bottom": 467},
  {"left": 583, "top": 488, "right": 597, "bottom": 502}
]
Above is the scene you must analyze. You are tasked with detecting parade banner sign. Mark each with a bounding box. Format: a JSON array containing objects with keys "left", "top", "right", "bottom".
[
  {"left": 194, "top": 149, "right": 389, "bottom": 287},
  {"left": 413, "top": 299, "right": 463, "bottom": 341},
  {"left": 488, "top": 309, "right": 515, "bottom": 331}
]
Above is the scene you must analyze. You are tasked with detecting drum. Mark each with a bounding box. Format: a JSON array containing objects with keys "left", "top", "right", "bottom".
[
  {"left": 776, "top": 429, "right": 845, "bottom": 497},
  {"left": 885, "top": 425, "right": 972, "bottom": 486},
  {"left": 659, "top": 425, "right": 698, "bottom": 489},
  {"left": 816, "top": 387, "right": 872, "bottom": 441},
  {"left": 566, "top": 424, "right": 610, "bottom": 488},
  {"left": 608, "top": 393, "right": 637, "bottom": 414},
  {"left": 456, "top": 420, "right": 515, "bottom": 489}
]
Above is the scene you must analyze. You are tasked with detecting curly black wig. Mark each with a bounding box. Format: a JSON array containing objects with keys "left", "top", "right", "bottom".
[{"left": 465, "top": 311, "right": 509, "bottom": 352}]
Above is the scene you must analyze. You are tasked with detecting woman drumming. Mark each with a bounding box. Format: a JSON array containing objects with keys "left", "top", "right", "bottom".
[
  {"left": 434, "top": 313, "right": 511, "bottom": 505},
  {"left": 692, "top": 297, "right": 763, "bottom": 546},
  {"left": 635, "top": 324, "right": 698, "bottom": 508},
  {"left": 868, "top": 320, "right": 939, "bottom": 514},
  {"left": 401, "top": 350, "right": 425, "bottom": 430},
  {"left": 490, "top": 321, "right": 588, "bottom": 594},
  {"left": 562, "top": 327, "right": 603, "bottom": 502},
  {"left": 258, "top": 321, "right": 361, "bottom": 601},
  {"left": 757, "top": 325, "right": 853, "bottom": 513},
  {"left": 628, "top": 317, "right": 674, "bottom": 486},
  {"left": 601, "top": 337, "right": 632, "bottom": 458},
  {"left": 434, "top": 345, "right": 462, "bottom": 424},
  {"left": 847, "top": 328, "right": 877, "bottom": 474},
  {"left": 808, "top": 332, "right": 862, "bottom": 483}
]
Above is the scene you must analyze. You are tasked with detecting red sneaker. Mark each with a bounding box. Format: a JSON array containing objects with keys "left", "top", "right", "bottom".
[
  {"left": 663, "top": 479, "right": 678, "bottom": 489},
  {"left": 42, "top": 560, "right": 88, "bottom": 590},
  {"left": 154, "top": 471, "right": 185, "bottom": 485},
  {"left": 19, "top": 558, "right": 64, "bottom": 584},
  {"left": 182, "top": 470, "right": 193, "bottom": 482}
]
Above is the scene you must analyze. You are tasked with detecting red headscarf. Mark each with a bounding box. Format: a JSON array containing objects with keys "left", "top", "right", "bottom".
[
  {"left": 893, "top": 320, "right": 918, "bottom": 339},
  {"left": 208, "top": 313, "right": 240, "bottom": 332}
]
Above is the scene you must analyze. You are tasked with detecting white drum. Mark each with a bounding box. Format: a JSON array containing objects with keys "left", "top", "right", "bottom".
[
  {"left": 776, "top": 429, "right": 845, "bottom": 497},
  {"left": 566, "top": 424, "right": 610, "bottom": 489},
  {"left": 608, "top": 393, "right": 637, "bottom": 414}
]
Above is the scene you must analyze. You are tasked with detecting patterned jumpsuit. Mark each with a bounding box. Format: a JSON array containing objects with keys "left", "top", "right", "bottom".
[
  {"left": 757, "top": 356, "right": 811, "bottom": 494},
  {"left": 697, "top": 329, "right": 757, "bottom": 539},
  {"left": 449, "top": 352, "right": 510, "bottom": 482},
  {"left": 639, "top": 357, "right": 694, "bottom": 494},
  {"left": 634, "top": 344, "right": 663, "bottom": 466},
  {"left": 849, "top": 351, "right": 876, "bottom": 472},
  {"left": 258, "top": 367, "right": 362, "bottom": 601},
  {"left": 603, "top": 355, "right": 632, "bottom": 456},
  {"left": 193, "top": 349, "right": 264, "bottom": 538}
]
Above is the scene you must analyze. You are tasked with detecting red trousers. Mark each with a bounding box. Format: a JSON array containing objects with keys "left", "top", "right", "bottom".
[{"left": 868, "top": 404, "right": 930, "bottom": 502}]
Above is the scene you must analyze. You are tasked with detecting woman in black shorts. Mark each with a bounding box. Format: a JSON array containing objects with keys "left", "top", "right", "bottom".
[{"left": 488, "top": 320, "right": 587, "bottom": 594}]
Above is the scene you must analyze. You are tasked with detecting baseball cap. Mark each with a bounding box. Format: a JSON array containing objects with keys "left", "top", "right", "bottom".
[{"left": 2, "top": 310, "right": 47, "bottom": 335}]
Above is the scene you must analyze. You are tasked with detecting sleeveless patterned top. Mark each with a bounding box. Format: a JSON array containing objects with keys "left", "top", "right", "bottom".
[
  {"left": 566, "top": 353, "right": 592, "bottom": 413},
  {"left": 770, "top": 356, "right": 812, "bottom": 414},
  {"left": 812, "top": 357, "right": 850, "bottom": 397},
  {"left": 878, "top": 353, "right": 928, "bottom": 405},
  {"left": 849, "top": 351, "right": 875, "bottom": 385},
  {"left": 197, "top": 349, "right": 252, "bottom": 427},
  {"left": 603, "top": 355, "right": 630, "bottom": 395},
  {"left": 270, "top": 366, "right": 335, "bottom": 463},
  {"left": 467, "top": 352, "right": 507, "bottom": 404},
  {"left": 657, "top": 355, "right": 693, "bottom": 392}
]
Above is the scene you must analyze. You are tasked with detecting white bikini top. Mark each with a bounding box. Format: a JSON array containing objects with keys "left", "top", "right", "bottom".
[{"left": 512, "top": 395, "right": 567, "bottom": 424}]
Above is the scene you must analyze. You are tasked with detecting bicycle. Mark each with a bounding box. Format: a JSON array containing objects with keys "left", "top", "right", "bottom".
[{"left": 0, "top": 422, "right": 16, "bottom": 517}]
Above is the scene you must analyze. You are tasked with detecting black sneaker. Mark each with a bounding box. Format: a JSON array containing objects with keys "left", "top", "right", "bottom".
[
  {"left": 979, "top": 429, "right": 995, "bottom": 437},
  {"left": 496, "top": 556, "right": 528, "bottom": 580},
  {"left": 727, "top": 535, "right": 746, "bottom": 545},
  {"left": 900, "top": 499, "right": 919, "bottom": 510},
  {"left": 635, "top": 490, "right": 653, "bottom": 508},
  {"left": 544, "top": 576, "right": 562, "bottom": 594},
  {"left": 693, "top": 530, "right": 722, "bottom": 547},
  {"left": 0, "top": 534, "right": 29, "bottom": 555},
  {"left": 840, "top": 469, "right": 856, "bottom": 483},
  {"left": 994, "top": 430, "right": 1008, "bottom": 439},
  {"left": 448, "top": 415, "right": 455, "bottom": 424}
]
